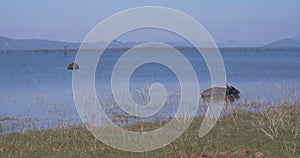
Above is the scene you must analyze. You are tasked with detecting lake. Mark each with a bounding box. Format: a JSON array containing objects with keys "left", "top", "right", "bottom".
[{"left": 0, "top": 49, "right": 300, "bottom": 132}]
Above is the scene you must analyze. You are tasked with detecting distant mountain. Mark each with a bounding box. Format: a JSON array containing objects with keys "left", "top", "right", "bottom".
[
  {"left": 0, "top": 37, "right": 80, "bottom": 50},
  {"left": 2, "top": 36, "right": 300, "bottom": 50},
  {"left": 264, "top": 38, "right": 300, "bottom": 48},
  {"left": 0, "top": 36, "right": 144, "bottom": 50},
  {"left": 217, "top": 40, "right": 262, "bottom": 48},
  {"left": 164, "top": 40, "right": 263, "bottom": 48}
]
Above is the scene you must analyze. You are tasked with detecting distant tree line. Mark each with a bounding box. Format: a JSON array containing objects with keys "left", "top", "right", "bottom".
[{"left": 0, "top": 47, "right": 300, "bottom": 53}]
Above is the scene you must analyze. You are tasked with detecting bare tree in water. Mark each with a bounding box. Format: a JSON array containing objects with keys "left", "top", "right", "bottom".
[{"left": 64, "top": 42, "right": 68, "bottom": 57}]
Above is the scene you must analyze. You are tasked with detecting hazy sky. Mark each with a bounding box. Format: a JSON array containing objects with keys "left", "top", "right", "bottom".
[{"left": 0, "top": 0, "right": 299, "bottom": 44}]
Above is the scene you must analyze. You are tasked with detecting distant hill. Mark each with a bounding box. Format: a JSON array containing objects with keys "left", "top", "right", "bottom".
[
  {"left": 0, "top": 36, "right": 145, "bottom": 50},
  {"left": 264, "top": 38, "right": 300, "bottom": 48},
  {"left": 217, "top": 40, "right": 262, "bottom": 48},
  {"left": 164, "top": 40, "right": 263, "bottom": 48},
  {"left": 0, "top": 37, "right": 80, "bottom": 50},
  {"left": 2, "top": 36, "right": 300, "bottom": 50},
  {"left": 0, "top": 37, "right": 197, "bottom": 50},
  {"left": 163, "top": 40, "right": 263, "bottom": 48}
]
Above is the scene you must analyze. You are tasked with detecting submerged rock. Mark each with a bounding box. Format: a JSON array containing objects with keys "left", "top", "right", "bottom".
[
  {"left": 201, "top": 85, "right": 240, "bottom": 103},
  {"left": 68, "top": 62, "right": 79, "bottom": 70}
]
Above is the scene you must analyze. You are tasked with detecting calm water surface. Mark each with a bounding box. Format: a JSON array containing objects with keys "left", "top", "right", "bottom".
[{"left": 0, "top": 49, "right": 299, "bottom": 131}]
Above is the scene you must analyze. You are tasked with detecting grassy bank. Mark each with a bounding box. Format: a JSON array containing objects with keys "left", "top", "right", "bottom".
[{"left": 1, "top": 102, "right": 300, "bottom": 158}]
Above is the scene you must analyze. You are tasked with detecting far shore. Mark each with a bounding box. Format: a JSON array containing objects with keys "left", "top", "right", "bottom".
[{"left": 1, "top": 47, "right": 300, "bottom": 53}]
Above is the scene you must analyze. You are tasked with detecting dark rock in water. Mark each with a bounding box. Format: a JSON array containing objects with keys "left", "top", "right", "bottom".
[
  {"left": 201, "top": 85, "right": 240, "bottom": 103},
  {"left": 225, "top": 85, "right": 240, "bottom": 102},
  {"left": 68, "top": 62, "right": 79, "bottom": 70}
]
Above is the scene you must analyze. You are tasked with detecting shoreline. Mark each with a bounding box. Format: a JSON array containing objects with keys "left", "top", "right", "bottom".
[
  {"left": 1, "top": 102, "right": 299, "bottom": 157},
  {"left": 1, "top": 47, "right": 300, "bottom": 53}
]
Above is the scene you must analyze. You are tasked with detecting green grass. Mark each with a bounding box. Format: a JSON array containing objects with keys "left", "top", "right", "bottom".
[{"left": 1, "top": 103, "right": 300, "bottom": 158}]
